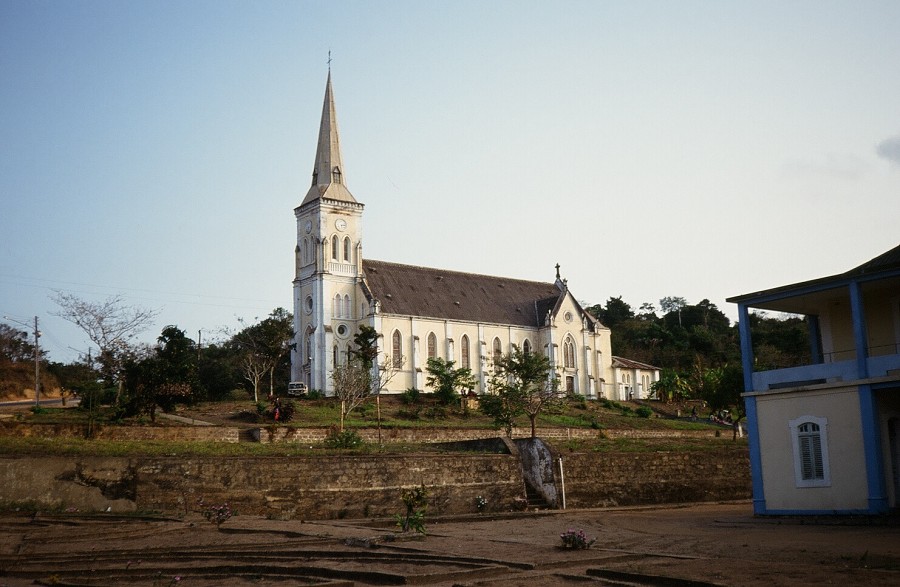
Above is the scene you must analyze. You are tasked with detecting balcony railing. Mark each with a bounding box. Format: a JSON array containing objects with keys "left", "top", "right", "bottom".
[{"left": 752, "top": 350, "right": 900, "bottom": 391}]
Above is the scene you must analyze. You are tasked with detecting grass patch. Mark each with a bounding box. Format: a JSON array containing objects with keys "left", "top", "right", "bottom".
[
  {"left": 0, "top": 435, "right": 464, "bottom": 457},
  {"left": 550, "top": 436, "right": 747, "bottom": 453}
]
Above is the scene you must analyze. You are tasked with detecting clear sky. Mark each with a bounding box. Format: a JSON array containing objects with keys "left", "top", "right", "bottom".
[{"left": 2, "top": 0, "right": 899, "bottom": 363}]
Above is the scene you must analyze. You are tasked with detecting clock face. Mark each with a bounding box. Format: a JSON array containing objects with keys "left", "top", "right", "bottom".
[
  {"left": 304, "top": 220, "right": 312, "bottom": 234},
  {"left": 335, "top": 218, "right": 347, "bottom": 231}
]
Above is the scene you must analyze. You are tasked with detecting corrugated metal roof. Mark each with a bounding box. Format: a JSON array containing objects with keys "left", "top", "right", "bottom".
[
  {"left": 848, "top": 243, "right": 900, "bottom": 276},
  {"left": 363, "top": 260, "right": 563, "bottom": 327}
]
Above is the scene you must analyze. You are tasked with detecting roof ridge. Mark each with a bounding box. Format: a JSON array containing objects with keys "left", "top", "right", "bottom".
[{"left": 364, "top": 259, "right": 555, "bottom": 287}]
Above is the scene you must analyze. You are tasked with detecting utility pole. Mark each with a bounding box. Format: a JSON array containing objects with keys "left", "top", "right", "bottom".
[{"left": 33, "top": 316, "right": 40, "bottom": 407}]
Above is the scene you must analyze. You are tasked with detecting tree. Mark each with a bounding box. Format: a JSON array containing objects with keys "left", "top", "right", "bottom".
[
  {"left": 331, "top": 361, "right": 371, "bottom": 431},
  {"left": 425, "top": 357, "right": 475, "bottom": 406},
  {"left": 332, "top": 332, "right": 403, "bottom": 432},
  {"left": 659, "top": 296, "right": 688, "bottom": 327},
  {"left": 154, "top": 326, "right": 198, "bottom": 411},
  {"left": 121, "top": 326, "right": 198, "bottom": 421},
  {"left": 650, "top": 369, "right": 690, "bottom": 403},
  {"left": 232, "top": 308, "right": 294, "bottom": 402},
  {"left": 51, "top": 292, "right": 158, "bottom": 404},
  {"left": 599, "top": 296, "right": 634, "bottom": 328},
  {"left": 483, "top": 345, "right": 561, "bottom": 438},
  {"left": 637, "top": 302, "right": 657, "bottom": 320},
  {"left": 350, "top": 325, "right": 379, "bottom": 372},
  {"left": 0, "top": 323, "right": 37, "bottom": 363}
]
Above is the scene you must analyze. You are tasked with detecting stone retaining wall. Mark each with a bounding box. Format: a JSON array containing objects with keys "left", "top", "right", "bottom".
[
  {"left": 0, "top": 422, "right": 240, "bottom": 443},
  {"left": 560, "top": 447, "right": 751, "bottom": 507},
  {"left": 0, "top": 446, "right": 751, "bottom": 519},
  {"left": 1, "top": 422, "right": 724, "bottom": 445},
  {"left": 254, "top": 425, "right": 723, "bottom": 444}
]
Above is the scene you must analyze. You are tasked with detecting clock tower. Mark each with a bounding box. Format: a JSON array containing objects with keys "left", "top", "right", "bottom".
[{"left": 292, "top": 71, "right": 365, "bottom": 391}]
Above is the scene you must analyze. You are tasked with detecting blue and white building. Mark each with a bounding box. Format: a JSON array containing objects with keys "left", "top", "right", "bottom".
[{"left": 728, "top": 244, "right": 900, "bottom": 515}]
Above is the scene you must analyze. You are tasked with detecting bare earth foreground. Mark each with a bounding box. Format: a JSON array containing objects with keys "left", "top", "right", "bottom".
[{"left": 1, "top": 502, "right": 898, "bottom": 586}]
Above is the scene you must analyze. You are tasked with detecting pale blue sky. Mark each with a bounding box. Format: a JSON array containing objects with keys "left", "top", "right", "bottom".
[{"left": 2, "top": 1, "right": 899, "bottom": 363}]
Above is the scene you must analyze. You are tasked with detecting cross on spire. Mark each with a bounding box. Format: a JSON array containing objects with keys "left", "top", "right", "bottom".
[{"left": 327, "top": 50, "right": 332, "bottom": 71}]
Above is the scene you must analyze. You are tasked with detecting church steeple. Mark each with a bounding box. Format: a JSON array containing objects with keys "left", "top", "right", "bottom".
[{"left": 300, "top": 70, "right": 358, "bottom": 206}]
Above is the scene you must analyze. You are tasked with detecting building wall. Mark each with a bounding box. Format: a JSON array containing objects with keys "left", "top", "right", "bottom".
[
  {"left": 820, "top": 300, "right": 856, "bottom": 363},
  {"left": 755, "top": 386, "right": 868, "bottom": 512},
  {"left": 865, "top": 289, "right": 900, "bottom": 357},
  {"left": 375, "top": 304, "right": 612, "bottom": 396}
]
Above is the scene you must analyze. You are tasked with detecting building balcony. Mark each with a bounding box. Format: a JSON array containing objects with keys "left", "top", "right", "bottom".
[{"left": 751, "top": 345, "right": 900, "bottom": 392}]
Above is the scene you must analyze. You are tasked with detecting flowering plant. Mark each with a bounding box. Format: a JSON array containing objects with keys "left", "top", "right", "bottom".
[
  {"left": 197, "top": 497, "right": 234, "bottom": 528},
  {"left": 559, "top": 528, "right": 596, "bottom": 549},
  {"left": 475, "top": 495, "right": 487, "bottom": 512}
]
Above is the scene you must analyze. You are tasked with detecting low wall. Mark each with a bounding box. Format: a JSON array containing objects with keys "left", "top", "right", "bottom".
[
  {"left": 254, "top": 425, "right": 723, "bottom": 444},
  {"left": 0, "top": 422, "right": 240, "bottom": 443},
  {"left": 0, "top": 454, "right": 523, "bottom": 520},
  {"left": 0, "top": 446, "right": 751, "bottom": 519},
  {"left": 559, "top": 447, "right": 751, "bottom": 507},
  {"left": 1, "top": 422, "right": 723, "bottom": 445}
]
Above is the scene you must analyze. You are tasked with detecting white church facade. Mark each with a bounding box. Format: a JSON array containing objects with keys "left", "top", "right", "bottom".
[{"left": 291, "top": 73, "right": 615, "bottom": 397}]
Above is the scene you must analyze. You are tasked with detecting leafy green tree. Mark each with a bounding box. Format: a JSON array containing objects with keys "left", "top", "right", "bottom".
[
  {"left": 197, "top": 341, "right": 242, "bottom": 401},
  {"left": 233, "top": 308, "right": 294, "bottom": 401},
  {"left": 749, "top": 312, "right": 811, "bottom": 370},
  {"left": 650, "top": 369, "right": 691, "bottom": 403},
  {"left": 483, "top": 346, "right": 560, "bottom": 438},
  {"left": 122, "top": 326, "right": 197, "bottom": 421},
  {"left": 659, "top": 296, "right": 688, "bottom": 327},
  {"left": 425, "top": 357, "right": 475, "bottom": 406},
  {"left": 597, "top": 296, "right": 634, "bottom": 328},
  {"left": 350, "top": 325, "right": 379, "bottom": 372}
]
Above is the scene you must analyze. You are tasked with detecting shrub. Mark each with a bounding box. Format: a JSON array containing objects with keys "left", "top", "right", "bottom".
[
  {"left": 306, "top": 389, "right": 325, "bottom": 400},
  {"left": 400, "top": 388, "right": 421, "bottom": 405},
  {"left": 272, "top": 399, "right": 296, "bottom": 423},
  {"left": 323, "top": 427, "right": 363, "bottom": 449},
  {"left": 560, "top": 528, "right": 596, "bottom": 549},
  {"left": 396, "top": 484, "right": 428, "bottom": 534},
  {"left": 636, "top": 406, "right": 653, "bottom": 418},
  {"left": 197, "top": 497, "right": 234, "bottom": 528}
]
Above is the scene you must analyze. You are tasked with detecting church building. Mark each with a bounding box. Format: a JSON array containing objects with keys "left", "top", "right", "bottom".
[{"left": 291, "top": 72, "right": 615, "bottom": 396}]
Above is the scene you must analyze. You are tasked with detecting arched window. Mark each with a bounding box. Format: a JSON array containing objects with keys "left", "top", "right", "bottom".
[
  {"left": 343, "top": 237, "right": 351, "bottom": 262},
  {"left": 492, "top": 337, "right": 502, "bottom": 370},
  {"left": 522, "top": 339, "right": 531, "bottom": 355},
  {"left": 332, "top": 166, "right": 342, "bottom": 184},
  {"left": 344, "top": 294, "right": 351, "bottom": 319},
  {"left": 392, "top": 330, "right": 403, "bottom": 368},
  {"left": 461, "top": 334, "right": 470, "bottom": 369},
  {"left": 333, "top": 294, "right": 342, "bottom": 318},
  {"left": 427, "top": 332, "right": 437, "bottom": 359},
  {"left": 331, "top": 235, "right": 338, "bottom": 260},
  {"left": 563, "top": 337, "right": 576, "bottom": 368},
  {"left": 791, "top": 417, "right": 831, "bottom": 487},
  {"left": 333, "top": 345, "right": 338, "bottom": 367},
  {"left": 304, "top": 328, "right": 313, "bottom": 364}
]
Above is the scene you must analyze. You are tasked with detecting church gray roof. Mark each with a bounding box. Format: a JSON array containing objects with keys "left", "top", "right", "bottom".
[
  {"left": 611, "top": 356, "right": 660, "bottom": 370},
  {"left": 362, "top": 260, "right": 564, "bottom": 327}
]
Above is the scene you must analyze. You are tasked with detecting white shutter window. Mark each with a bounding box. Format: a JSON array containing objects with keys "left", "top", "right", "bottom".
[{"left": 790, "top": 416, "right": 831, "bottom": 488}]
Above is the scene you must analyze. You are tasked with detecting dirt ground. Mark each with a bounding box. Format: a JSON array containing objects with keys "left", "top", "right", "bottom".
[{"left": 1, "top": 501, "right": 898, "bottom": 586}]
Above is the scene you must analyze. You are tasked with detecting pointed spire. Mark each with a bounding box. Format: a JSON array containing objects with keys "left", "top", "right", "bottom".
[{"left": 301, "top": 70, "right": 358, "bottom": 206}]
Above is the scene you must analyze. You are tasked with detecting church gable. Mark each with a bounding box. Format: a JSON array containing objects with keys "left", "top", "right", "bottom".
[{"left": 362, "top": 260, "right": 562, "bottom": 327}]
